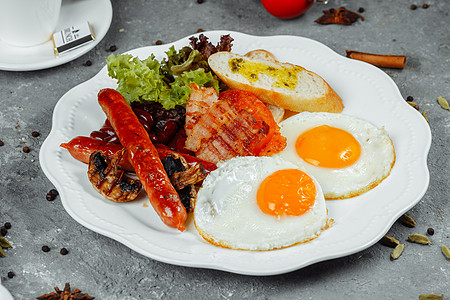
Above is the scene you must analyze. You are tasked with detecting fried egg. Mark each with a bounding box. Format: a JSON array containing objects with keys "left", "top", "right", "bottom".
[
  {"left": 194, "top": 156, "right": 328, "bottom": 251},
  {"left": 276, "top": 112, "right": 395, "bottom": 199}
]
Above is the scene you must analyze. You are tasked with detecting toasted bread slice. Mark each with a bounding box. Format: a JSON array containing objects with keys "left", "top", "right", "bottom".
[
  {"left": 244, "top": 51, "right": 285, "bottom": 122},
  {"left": 244, "top": 49, "right": 278, "bottom": 62},
  {"left": 245, "top": 51, "right": 286, "bottom": 123},
  {"left": 208, "top": 50, "right": 344, "bottom": 113}
]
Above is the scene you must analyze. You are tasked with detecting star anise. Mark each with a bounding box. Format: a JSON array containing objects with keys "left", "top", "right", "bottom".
[
  {"left": 315, "top": 7, "right": 364, "bottom": 25},
  {"left": 37, "top": 283, "right": 95, "bottom": 300}
]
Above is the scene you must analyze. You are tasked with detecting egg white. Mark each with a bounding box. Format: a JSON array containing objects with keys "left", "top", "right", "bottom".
[
  {"left": 194, "top": 156, "right": 327, "bottom": 251},
  {"left": 276, "top": 112, "right": 395, "bottom": 199}
]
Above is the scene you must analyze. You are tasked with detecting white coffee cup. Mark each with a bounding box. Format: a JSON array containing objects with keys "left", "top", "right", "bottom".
[{"left": 0, "top": 0, "right": 62, "bottom": 47}]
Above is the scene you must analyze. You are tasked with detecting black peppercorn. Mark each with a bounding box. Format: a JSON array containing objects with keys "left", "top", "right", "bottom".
[
  {"left": 42, "top": 245, "right": 50, "bottom": 252},
  {"left": 197, "top": 0, "right": 204, "bottom": 3},
  {"left": 46, "top": 189, "right": 59, "bottom": 201},
  {"left": 109, "top": 45, "right": 117, "bottom": 52},
  {"left": 60, "top": 248, "right": 69, "bottom": 255},
  {"left": 411, "top": 4, "right": 417, "bottom": 10},
  {"left": 31, "top": 131, "right": 40, "bottom": 137},
  {"left": 358, "top": 7, "right": 365, "bottom": 13},
  {"left": 4, "top": 222, "right": 11, "bottom": 229},
  {"left": 7, "top": 272, "right": 15, "bottom": 279},
  {"left": 406, "top": 96, "right": 414, "bottom": 101},
  {"left": 23, "top": 146, "right": 30, "bottom": 153},
  {"left": 85, "top": 60, "right": 92, "bottom": 66},
  {"left": 0, "top": 226, "right": 7, "bottom": 236},
  {"left": 0, "top": 140, "right": 4, "bottom": 146},
  {"left": 427, "top": 228, "right": 435, "bottom": 235},
  {"left": 155, "top": 40, "right": 163, "bottom": 45}
]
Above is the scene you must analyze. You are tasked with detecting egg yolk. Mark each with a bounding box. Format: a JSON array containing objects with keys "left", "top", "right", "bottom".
[
  {"left": 295, "top": 125, "right": 361, "bottom": 168},
  {"left": 257, "top": 169, "right": 316, "bottom": 216}
]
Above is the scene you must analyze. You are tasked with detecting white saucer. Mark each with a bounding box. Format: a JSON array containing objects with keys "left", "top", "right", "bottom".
[{"left": 0, "top": 0, "right": 112, "bottom": 71}]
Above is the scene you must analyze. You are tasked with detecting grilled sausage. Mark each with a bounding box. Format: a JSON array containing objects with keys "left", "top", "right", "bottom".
[{"left": 97, "top": 88, "right": 187, "bottom": 231}]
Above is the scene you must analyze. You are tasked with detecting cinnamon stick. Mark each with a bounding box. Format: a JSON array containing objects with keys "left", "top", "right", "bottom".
[{"left": 346, "top": 50, "right": 406, "bottom": 69}]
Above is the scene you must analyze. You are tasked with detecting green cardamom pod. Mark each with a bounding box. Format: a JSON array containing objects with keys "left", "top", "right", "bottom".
[
  {"left": 407, "top": 101, "right": 420, "bottom": 110},
  {"left": 0, "top": 237, "right": 12, "bottom": 249},
  {"left": 391, "top": 243, "right": 404, "bottom": 260},
  {"left": 437, "top": 96, "right": 450, "bottom": 110},
  {"left": 380, "top": 235, "right": 400, "bottom": 248},
  {"left": 442, "top": 244, "right": 450, "bottom": 259},
  {"left": 422, "top": 110, "right": 429, "bottom": 122},
  {"left": 419, "top": 293, "right": 444, "bottom": 300},
  {"left": 399, "top": 213, "right": 416, "bottom": 227},
  {"left": 408, "top": 234, "right": 432, "bottom": 245},
  {"left": 0, "top": 247, "right": 4, "bottom": 257}
]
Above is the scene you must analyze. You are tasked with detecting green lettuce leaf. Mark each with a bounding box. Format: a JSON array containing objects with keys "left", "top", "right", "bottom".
[
  {"left": 162, "top": 46, "right": 209, "bottom": 77},
  {"left": 106, "top": 50, "right": 219, "bottom": 110}
]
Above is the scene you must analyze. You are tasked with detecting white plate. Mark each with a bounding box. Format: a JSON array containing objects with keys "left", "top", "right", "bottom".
[
  {"left": 0, "top": 0, "right": 112, "bottom": 71},
  {"left": 0, "top": 279, "right": 14, "bottom": 300},
  {"left": 40, "top": 31, "right": 431, "bottom": 275}
]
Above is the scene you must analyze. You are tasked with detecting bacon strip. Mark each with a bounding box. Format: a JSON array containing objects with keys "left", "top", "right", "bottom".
[
  {"left": 185, "top": 100, "right": 270, "bottom": 164},
  {"left": 97, "top": 88, "right": 187, "bottom": 231},
  {"left": 185, "top": 83, "right": 219, "bottom": 137},
  {"left": 184, "top": 89, "right": 286, "bottom": 164},
  {"left": 185, "top": 100, "right": 237, "bottom": 152}
]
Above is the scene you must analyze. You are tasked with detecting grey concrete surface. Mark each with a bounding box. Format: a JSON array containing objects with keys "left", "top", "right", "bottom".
[{"left": 1, "top": 0, "right": 449, "bottom": 299}]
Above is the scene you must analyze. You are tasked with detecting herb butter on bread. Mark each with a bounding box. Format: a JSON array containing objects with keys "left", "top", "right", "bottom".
[{"left": 208, "top": 50, "right": 344, "bottom": 113}]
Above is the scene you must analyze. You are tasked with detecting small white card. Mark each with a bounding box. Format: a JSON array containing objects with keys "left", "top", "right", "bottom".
[{"left": 52, "top": 21, "right": 95, "bottom": 55}]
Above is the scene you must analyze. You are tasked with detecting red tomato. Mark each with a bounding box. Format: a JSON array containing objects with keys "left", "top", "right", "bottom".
[
  {"left": 261, "top": 0, "right": 314, "bottom": 19},
  {"left": 218, "top": 89, "right": 286, "bottom": 156}
]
